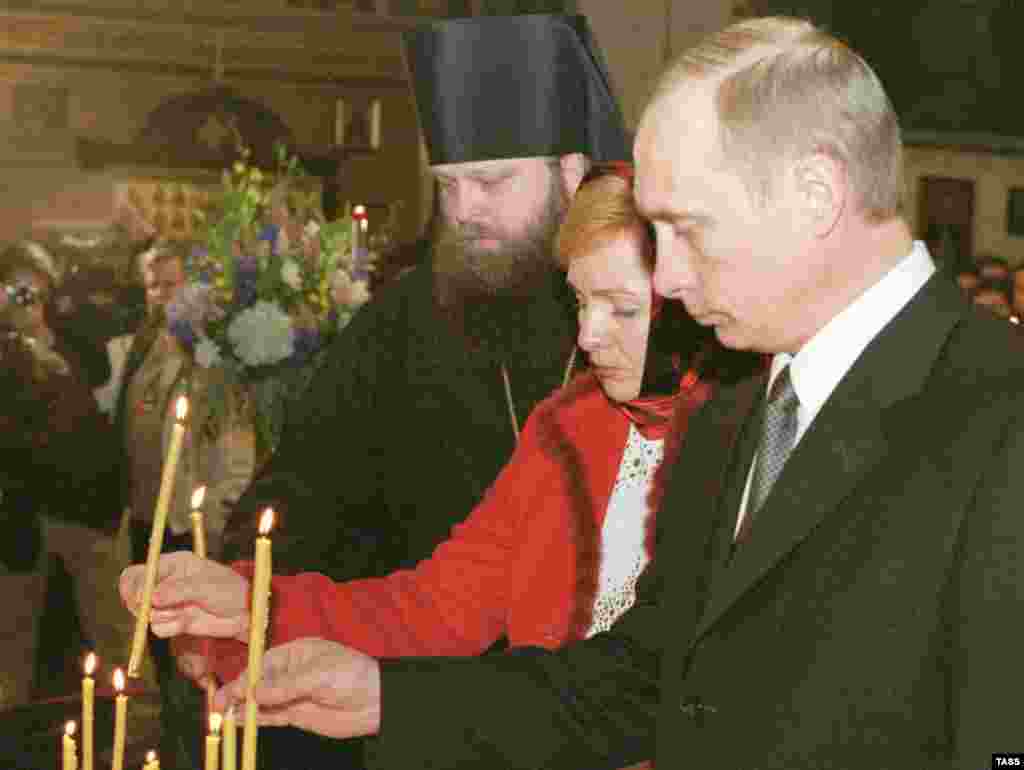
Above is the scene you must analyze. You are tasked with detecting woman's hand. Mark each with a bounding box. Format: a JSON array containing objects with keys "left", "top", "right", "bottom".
[
  {"left": 119, "top": 551, "right": 250, "bottom": 641},
  {"left": 215, "top": 638, "right": 381, "bottom": 739}
]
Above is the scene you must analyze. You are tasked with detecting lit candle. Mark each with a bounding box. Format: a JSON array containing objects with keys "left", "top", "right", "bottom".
[
  {"left": 241, "top": 509, "right": 274, "bottom": 770},
  {"left": 111, "top": 669, "right": 128, "bottom": 770},
  {"left": 352, "top": 204, "right": 366, "bottom": 257},
  {"left": 143, "top": 750, "right": 158, "bottom": 770},
  {"left": 82, "top": 652, "right": 96, "bottom": 770},
  {"left": 63, "top": 721, "right": 77, "bottom": 770},
  {"left": 206, "top": 712, "right": 222, "bottom": 770},
  {"left": 128, "top": 395, "right": 190, "bottom": 678},
  {"left": 222, "top": 705, "right": 237, "bottom": 770},
  {"left": 190, "top": 484, "right": 217, "bottom": 717},
  {"left": 190, "top": 485, "right": 208, "bottom": 559}
]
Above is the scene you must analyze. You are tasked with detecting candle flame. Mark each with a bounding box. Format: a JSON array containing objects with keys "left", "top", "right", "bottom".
[
  {"left": 353, "top": 204, "right": 366, "bottom": 217},
  {"left": 259, "top": 508, "right": 275, "bottom": 536},
  {"left": 146, "top": 750, "right": 157, "bottom": 762},
  {"left": 191, "top": 485, "right": 207, "bottom": 510},
  {"left": 113, "top": 667, "right": 125, "bottom": 692},
  {"left": 65, "top": 720, "right": 77, "bottom": 737},
  {"left": 175, "top": 395, "right": 189, "bottom": 421},
  {"left": 84, "top": 651, "right": 97, "bottom": 676},
  {"left": 209, "top": 711, "right": 223, "bottom": 735}
]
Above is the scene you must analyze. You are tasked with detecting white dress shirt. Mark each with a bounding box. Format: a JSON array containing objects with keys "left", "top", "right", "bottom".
[{"left": 734, "top": 241, "right": 936, "bottom": 537}]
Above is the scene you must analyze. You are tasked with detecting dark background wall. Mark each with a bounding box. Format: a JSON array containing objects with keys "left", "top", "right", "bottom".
[{"left": 753, "top": 1, "right": 1020, "bottom": 143}]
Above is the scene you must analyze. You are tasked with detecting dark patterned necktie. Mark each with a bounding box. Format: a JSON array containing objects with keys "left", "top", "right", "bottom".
[{"left": 737, "top": 365, "right": 799, "bottom": 542}]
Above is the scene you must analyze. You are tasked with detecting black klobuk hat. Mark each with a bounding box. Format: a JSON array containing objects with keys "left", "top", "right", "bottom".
[{"left": 403, "top": 14, "right": 630, "bottom": 166}]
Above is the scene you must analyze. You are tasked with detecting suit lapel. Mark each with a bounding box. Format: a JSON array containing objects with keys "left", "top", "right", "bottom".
[
  {"left": 695, "top": 272, "right": 967, "bottom": 639},
  {"left": 657, "top": 371, "right": 764, "bottom": 646},
  {"left": 697, "top": 379, "right": 888, "bottom": 637},
  {"left": 691, "top": 373, "right": 766, "bottom": 540}
]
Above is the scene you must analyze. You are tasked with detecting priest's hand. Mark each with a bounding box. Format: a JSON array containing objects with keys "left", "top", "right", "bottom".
[
  {"left": 119, "top": 551, "right": 250, "bottom": 641},
  {"left": 214, "top": 638, "right": 382, "bottom": 739}
]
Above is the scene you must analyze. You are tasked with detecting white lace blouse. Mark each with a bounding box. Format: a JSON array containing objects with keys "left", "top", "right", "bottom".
[{"left": 585, "top": 423, "right": 664, "bottom": 637}]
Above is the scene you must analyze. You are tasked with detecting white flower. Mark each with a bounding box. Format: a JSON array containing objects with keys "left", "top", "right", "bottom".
[
  {"left": 281, "top": 259, "right": 302, "bottom": 290},
  {"left": 194, "top": 335, "right": 223, "bottom": 369},
  {"left": 227, "top": 300, "right": 295, "bottom": 367},
  {"left": 350, "top": 279, "right": 370, "bottom": 306},
  {"left": 332, "top": 270, "right": 370, "bottom": 307},
  {"left": 331, "top": 269, "right": 352, "bottom": 293}
]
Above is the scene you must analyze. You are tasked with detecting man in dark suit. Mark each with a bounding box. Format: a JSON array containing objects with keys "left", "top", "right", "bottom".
[{"left": 200, "top": 16, "right": 1024, "bottom": 768}]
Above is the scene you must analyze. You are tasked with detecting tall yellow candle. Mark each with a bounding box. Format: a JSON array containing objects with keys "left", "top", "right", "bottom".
[
  {"left": 128, "top": 395, "right": 189, "bottom": 678},
  {"left": 241, "top": 509, "right": 274, "bottom": 770},
  {"left": 190, "top": 485, "right": 208, "bottom": 559},
  {"left": 221, "top": 706, "right": 237, "bottom": 770},
  {"left": 190, "top": 484, "right": 216, "bottom": 716},
  {"left": 81, "top": 652, "right": 96, "bottom": 770},
  {"left": 206, "top": 712, "right": 222, "bottom": 770},
  {"left": 111, "top": 669, "right": 128, "bottom": 770},
  {"left": 63, "top": 721, "right": 77, "bottom": 770}
]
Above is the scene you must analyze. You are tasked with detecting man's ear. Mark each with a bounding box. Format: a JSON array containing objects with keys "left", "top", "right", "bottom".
[
  {"left": 559, "top": 153, "right": 588, "bottom": 198},
  {"left": 795, "top": 151, "right": 845, "bottom": 237}
]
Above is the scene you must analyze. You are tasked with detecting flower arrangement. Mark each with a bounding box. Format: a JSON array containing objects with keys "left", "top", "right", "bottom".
[{"left": 166, "top": 143, "right": 373, "bottom": 450}]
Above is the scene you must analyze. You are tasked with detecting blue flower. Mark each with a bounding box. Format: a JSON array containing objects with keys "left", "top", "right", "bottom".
[
  {"left": 169, "top": 317, "right": 196, "bottom": 348},
  {"left": 291, "top": 327, "right": 320, "bottom": 363},
  {"left": 235, "top": 254, "right": 259, "bottom": 307},
  {"left": 257, "top": 224, "right": 280, "bottom": 256}
]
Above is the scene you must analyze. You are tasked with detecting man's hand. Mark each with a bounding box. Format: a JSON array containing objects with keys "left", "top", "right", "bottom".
[
  {"left": 119, "top": 551, "right": 250, "bottom": 641},
  {"left": 214, "top": 638, "right": 382, "bottom": 739}
]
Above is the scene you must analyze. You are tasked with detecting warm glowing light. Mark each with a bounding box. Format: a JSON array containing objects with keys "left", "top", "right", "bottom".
[
  {"left": 65, "top": 721, "right": 77, "bottom": 737},
  {"left": 353, "top": 204, "right": 366, "bottom": 218},
  {"left": 84, "top": 652, "right": 97, "bottom": 676},
  {"left": 146, "top": 750, "right": 157, "bottom": 763},
  {"left": 113, "top": 668, "right": 125, "bottom": 693},
  {"left": 210, "top": 712, "right": 223, "bottom": 736},
  {"left": 175, "top": 396, "right": 189, "bottom": 421},
  {"left": 191, "top": 485, "right": 207, "bottom": 510},
  {"left": 258, "top": 508, "right": 275, "bottom": 536}
]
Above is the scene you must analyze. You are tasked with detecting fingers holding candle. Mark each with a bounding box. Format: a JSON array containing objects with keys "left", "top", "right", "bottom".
[
  {"left": 214, "top": 639, "right": 382, "bottom": 740},
  {"left": 120, "top": 552, "right": 250, "bottom": 639}
]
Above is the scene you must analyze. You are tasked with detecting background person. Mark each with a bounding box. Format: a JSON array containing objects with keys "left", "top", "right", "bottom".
[{"left": 0, "top": 242, "right": 122, "bottom": 701}]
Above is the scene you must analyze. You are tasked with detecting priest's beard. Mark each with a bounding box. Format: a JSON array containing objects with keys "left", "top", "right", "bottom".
[{"left": 433, "top": 172, "right": 569, "bottom": 358}]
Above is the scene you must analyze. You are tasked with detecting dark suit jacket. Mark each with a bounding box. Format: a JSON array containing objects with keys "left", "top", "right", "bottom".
[{"left": 375, "top": 273, "right": 1024, "bottom": 769}]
